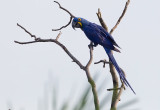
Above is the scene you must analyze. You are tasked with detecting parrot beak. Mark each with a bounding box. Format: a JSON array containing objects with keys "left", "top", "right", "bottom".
[
  {"left": 72, "top": 20, "right": 81, "bottom": 30},
  {"left": 72, "top": 21, "right": 76, "bottom": 30}
]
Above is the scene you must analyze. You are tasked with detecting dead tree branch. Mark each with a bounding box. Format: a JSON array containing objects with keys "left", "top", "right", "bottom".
[
  {"left": 94, "top": 59, "right": 110, "bottom": 68},
  {"left": 96, "top": 0, "right": 130, "bottom": 110},
  {"left": 86, "top": 43, "right": 94, "bottom": 68},
  {"left": 96, "top": 8, "right": 108, "bottom": 32},
  {"left": 17, "top": 23, "right": 37, "bottom": 40},
  {"left": 110, "top": 0, "right": 130, "bottom": 34},
  {"left": 52, "top": 1, "right": 75, "bottom": 31},
  {"left": 15, "top": 23, "right": 100, "bottom": 110},
  {"left": 54, "top": 1, "right": 75, "bottom": 18}
]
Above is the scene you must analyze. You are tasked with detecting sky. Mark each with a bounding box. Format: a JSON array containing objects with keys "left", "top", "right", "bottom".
[{"left": 0, "top": 0, "right": 160, "bottom": 110}]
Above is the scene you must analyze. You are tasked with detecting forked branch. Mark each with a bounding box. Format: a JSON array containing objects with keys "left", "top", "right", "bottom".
[
  {"left": 54, "top": 1, "right": 75, "bottom": 18},
  {"left": 110, "top": 0, "right": 130, "bottom": 34},
  {"left": 52, "top": 1, "right": 75, "bottom": 31},
  {"left": 94, "top": 59, "right": 110, "bottom": 68}
]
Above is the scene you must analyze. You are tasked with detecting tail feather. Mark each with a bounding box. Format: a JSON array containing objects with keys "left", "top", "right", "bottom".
[
  {"left": 104, "top": 47, "right": 136, "bottom": 94},
  {"left": 114, "top": 47, "right": 121, "bottom": 53}
]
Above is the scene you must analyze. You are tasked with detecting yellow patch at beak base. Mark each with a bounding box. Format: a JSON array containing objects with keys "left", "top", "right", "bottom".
[{"left": 78, "top": 22, "right": 82, "bottom": 27}]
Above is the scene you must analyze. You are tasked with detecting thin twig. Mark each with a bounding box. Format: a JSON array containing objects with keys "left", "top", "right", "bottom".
[
  {"left": 56, "top": 31, "right": 62, "bottom": 41},
  {"left": 17, "top": 23, "right": 37, "bottom": 40},
  {"left": 94, "top": 59, "right": 110, "bottom": 68},
  {"left": 110, "top": 0, "right": 130, "bottom": 34},
  {"left": 52, "top": 1, "right": 75, "bottom": 31},
  {"left": 54, "top": 1, "right": 75, "bottom": 18},
  {"left": 86, "top": 42, "right": 94, "bottom": 68},
  {"left": 52, "top": 16, "right": 73, "bottom": 31},
  {"left": 107, "top": 88, "right": 121, "bottom": 91}
]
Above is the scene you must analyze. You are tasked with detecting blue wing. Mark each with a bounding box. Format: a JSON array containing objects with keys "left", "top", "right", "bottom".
[
  {"left": 93, "top": 23, "right": 121, "bottom": 48},
  {"left": 83, "top": 23, "right": 120, "bottom": 52}
]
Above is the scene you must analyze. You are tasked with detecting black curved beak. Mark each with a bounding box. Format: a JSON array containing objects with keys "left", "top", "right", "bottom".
[
  {"left": 72, "top": 20, "right": 81, "bottom": 30},
  {"left": 72, "top": 21, "right": 76, "bottom": 30}
]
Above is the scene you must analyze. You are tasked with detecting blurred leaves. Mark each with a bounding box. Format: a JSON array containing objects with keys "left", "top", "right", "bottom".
[
  {"left": 73, "top": 86, "right": 91, "bottom": 110},
  {"left": 53, "top": 86, "right": 58, "bottom": 110},
  {"left": 40, "top": 74, "right": 138, "bottom": 110}
]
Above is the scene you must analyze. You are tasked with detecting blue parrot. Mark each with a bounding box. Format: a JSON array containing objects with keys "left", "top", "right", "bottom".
[{"left": 72, "top": 17, "right": 135, "bottom": 94}]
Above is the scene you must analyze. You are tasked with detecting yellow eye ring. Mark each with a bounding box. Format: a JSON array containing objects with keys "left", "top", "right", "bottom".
[{"left": 78, "top": 18, "right": 81, "bottom": 21}]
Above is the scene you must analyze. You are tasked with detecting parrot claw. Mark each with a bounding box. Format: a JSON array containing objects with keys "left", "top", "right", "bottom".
[
  {"left": 88, "top": 42, "right": 98, "bottom": 49},
  {"left": 88, "top": 42, "right": 94, "bottom": 50}
]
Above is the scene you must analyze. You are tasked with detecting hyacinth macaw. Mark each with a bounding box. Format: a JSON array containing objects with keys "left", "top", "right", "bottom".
[{"left": 72, "top": 17, "right": 135, "bottom": 94}]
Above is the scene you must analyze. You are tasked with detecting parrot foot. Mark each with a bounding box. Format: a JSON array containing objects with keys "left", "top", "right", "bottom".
[{"left": 88, "top": 42, "right": 98, "bottom": 49}]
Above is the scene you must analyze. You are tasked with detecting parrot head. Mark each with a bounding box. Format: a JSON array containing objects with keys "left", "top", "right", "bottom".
[{"left": 72, "top": 17, "right": 89, "bottom": 30}]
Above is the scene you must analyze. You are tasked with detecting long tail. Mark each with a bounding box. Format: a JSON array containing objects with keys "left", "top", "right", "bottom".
[{"left": 104, "top": 47, "right": 136, "bottom": 94}]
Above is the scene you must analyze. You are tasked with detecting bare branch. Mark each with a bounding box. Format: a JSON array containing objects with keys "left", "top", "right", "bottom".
[
  {"left": 94, "top": 59, "right": 110, "bottom": 68},
  {"left": 86, "top": 69, "right": 100, "bottom": 110},
  {"left": 96, "top": 8, "right": 108, "bottom": 32},
  {"left": 107, "top": 88, "right": 121, "bottom": 91},
  {"left": 17, "top": 23, "right": 37, "bottom": 40},
  {"left": 15, "top": 40, "right": 38, "bottom": 44},
  {"left": 52, "top": 16, "right": 73, "bottom": 31},
  {"left": 84, "top": 65, "right": 100, "bottom": 110},
  {"left": 110, "top": 0, "right": 130, "bottom": 34},
  {"left": 54, "top": 1, "right": 75, "bottom": 18},
  {"left": 52, "top": 1, "right": 75, "bottom": 31},
  {"left": 86, "top": 42, "right": 94, "bottom": 68}
]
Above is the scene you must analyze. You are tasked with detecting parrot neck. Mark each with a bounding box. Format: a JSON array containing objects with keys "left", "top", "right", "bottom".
[{"left": 81, "top": 22, "right": 90, "bottom": 30}]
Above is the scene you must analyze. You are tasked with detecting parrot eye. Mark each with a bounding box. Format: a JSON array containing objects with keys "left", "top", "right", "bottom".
[{"left": 78, "top": 18, "right": 81, "bottom": 21}]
